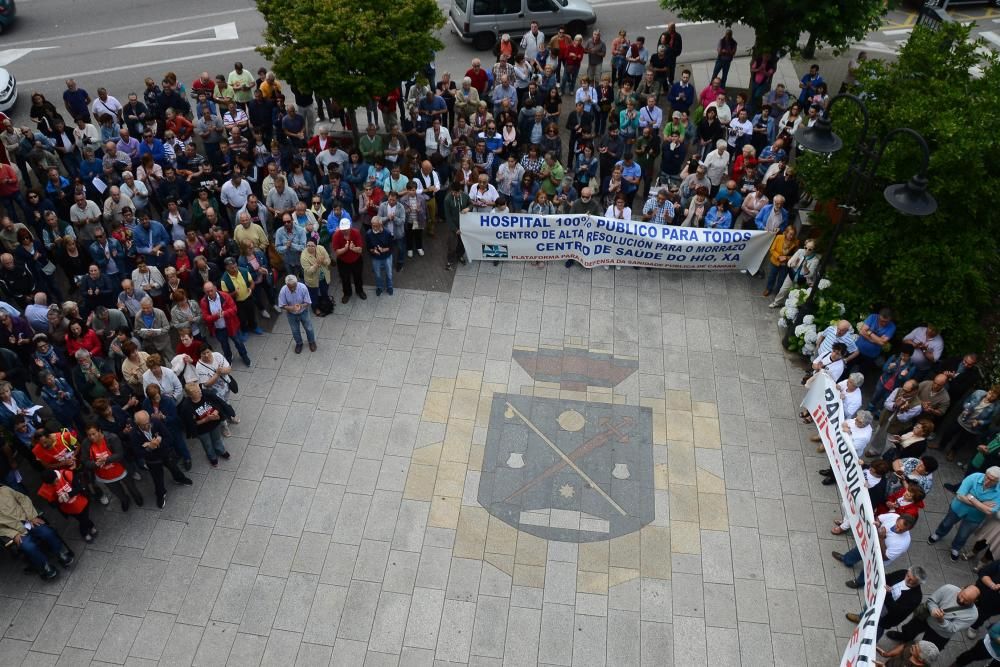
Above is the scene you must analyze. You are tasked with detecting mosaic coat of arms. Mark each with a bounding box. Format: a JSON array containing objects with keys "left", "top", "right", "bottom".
[{"left": 477, "top": 348, "right": 654, "bottom": 542}]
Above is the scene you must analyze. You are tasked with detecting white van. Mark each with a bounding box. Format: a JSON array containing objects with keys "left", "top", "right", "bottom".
[{"left": 449, "top": 0, "right": 597, "bottom": 51}]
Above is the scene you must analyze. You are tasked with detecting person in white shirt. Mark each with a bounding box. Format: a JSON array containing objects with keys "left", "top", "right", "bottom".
[
  {"left": 424, "top": 118, "right": 452, "bottom": 159},
  {"left": 706, "top": 93, "right": 732, "bottom": 125},
  {"left": 902, "top": 325, "right": 944, "bottom": 375},
  {"left": 819, "top": 410, "right": 874, "bottom": 481},
  {"left": 91, "top": 88, "right": 123, "bottom": 122},
  {"left": 73, "top": 118, "right": 101, "bottom": 153},
  {"left": 833, "top": 512, "right": 916, "bottom": 588},
  {"left": 574, "top": 79, "right": 598, "bottom": 115},
  {"left": 702, "top": 140, "right": 730, "bottom": 188},
  {"left": 727, "top": 109, "right": 753, "bottom": 150},
  {"left": 220, "top": 174, "right": 253, "bottom": 218},
  {"left": 839, "top": 373, "right": 865, "bottom": 419},
  {"left": 316, "top": 145, "right": 349, "bottom": 177},
  {"left": 637, "top": 96, "right": 662, "bottom": 131},
  {"left": 141, "top": 357, "right": 184, "bottom": 403},
  {"left": 193, "top": 345, "right": 233, "bottom": 403},
  {"left": 520, "top": 22, "right": 546, "bottom": 64},
  {"left": 470, "top": 174, "right": 498, "bottom": 212}
]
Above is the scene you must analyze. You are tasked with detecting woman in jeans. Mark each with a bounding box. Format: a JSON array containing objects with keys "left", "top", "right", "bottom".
[{"left": 178, "top": 382, "right": 233, "bottom": 468}]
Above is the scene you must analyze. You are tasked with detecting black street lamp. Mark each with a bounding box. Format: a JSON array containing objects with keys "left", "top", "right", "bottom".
[{"left": 781, "top": 93, "right": 937, "bottom": 348}]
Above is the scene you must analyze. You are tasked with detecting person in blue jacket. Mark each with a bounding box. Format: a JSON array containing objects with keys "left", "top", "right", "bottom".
[
  {"left": 754, "top": 197, "right": 789, "bottom": 232},
  {"left": 666, "top": 70, "right": 695, "bottom": 114},
  {"left": 705, "top": 199, "right": 733, "bottom": 229}
]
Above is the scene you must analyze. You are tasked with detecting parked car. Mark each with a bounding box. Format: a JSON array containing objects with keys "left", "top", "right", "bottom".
[
  {"left": 0, "top": 0, "right": 15, "bottom": 33},
  {"left": 0, "top": 69, "right": 16, "bottom": 113},
  {"left": 449, "top": 0, "right": 596, "bottom": 51}
]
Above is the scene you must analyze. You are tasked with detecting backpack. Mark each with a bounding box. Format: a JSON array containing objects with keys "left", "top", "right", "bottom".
[{"left": 315, "top": 294, "right": 334, "bottom": 317}]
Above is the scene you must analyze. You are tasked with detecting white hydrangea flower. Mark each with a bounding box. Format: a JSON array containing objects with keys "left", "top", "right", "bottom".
[
  {"left": 802, "top": 315, "right": 815, "bottom": 325},
  {"left": 802, "top": 343, "right": 816, "bottom": 355},
  {"left": 818, "top": 278, "right": 832, "bottom": 290},
  {"left": 805, "top": 330, "right": 818, "bottom": 344},
  {"left": 837, "top": 303, "right": 846, "bottom": 315},
  {"left": 794, "top": 324, "right": 808, "bottom": 336},
  {"left": 785, "top": 307, "right": 798, "bottom": 321}
]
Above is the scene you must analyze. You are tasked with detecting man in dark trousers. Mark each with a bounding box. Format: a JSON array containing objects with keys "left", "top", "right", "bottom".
[
  {"left": 846, "top": 566, "right": 926, "bottom": 639},
  {"left": 442, "top": 182, "right": 470, "bottom": 271},
  {"left": 330, "top": 218, "right": 367, "bottom": 304},
  {"left": 130, "top": 409, "right": 192, "bottom": 509}
]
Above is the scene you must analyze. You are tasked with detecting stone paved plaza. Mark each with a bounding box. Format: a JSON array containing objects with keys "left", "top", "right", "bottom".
[{"left": 0, "top": 260, "right": 977, "bottom": 666}]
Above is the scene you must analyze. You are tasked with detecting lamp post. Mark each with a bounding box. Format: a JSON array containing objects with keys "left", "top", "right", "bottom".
[{"left": 781, "top": 93, "right": 937, "bottom": 348}]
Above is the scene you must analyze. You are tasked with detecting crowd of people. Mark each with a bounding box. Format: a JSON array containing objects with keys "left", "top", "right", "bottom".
[
  {"left": 801, "top": 316, "right": 1000, "bottom": 666},
  {"left": 0, "top": 19, "right": 996, "bottom": 666}
]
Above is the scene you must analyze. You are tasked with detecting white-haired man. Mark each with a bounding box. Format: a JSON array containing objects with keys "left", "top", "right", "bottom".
[{"left": 277, "top": 274, "right": 316, "bottom": 354}]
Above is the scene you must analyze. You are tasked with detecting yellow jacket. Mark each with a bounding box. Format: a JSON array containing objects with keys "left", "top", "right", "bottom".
[
  {"left": 300, "top": 245, "right": 332, "bottom": 288},
  {"left": 768, "top": 235, "right": 799, "bottom": 267}
]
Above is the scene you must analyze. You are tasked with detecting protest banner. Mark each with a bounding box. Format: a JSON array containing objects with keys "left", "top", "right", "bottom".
[
  {"left": 803, "top": 374, "right": 885, "bottom": 667},
  {"left": 459, "top": 212, "right": 772, "bottom": 271}
]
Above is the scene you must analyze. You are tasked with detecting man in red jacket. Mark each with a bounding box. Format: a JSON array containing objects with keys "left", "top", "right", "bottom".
[
  {"left": 331, "top": 218, "right": 367, "bottom": 304},
  {"left": 199, "top": 281, "right": 252, "bottom": 366},
  {"left": 465, "top": 59, "right": 489, "bottom": 96}
]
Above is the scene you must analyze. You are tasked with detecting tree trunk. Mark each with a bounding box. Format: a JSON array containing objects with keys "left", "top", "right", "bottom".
[
  {"left": 802, "top": 33, "right": 817, "bottom": 59},
  {"left": 348, "top": 106, "right": 361, "bottom": 145}
]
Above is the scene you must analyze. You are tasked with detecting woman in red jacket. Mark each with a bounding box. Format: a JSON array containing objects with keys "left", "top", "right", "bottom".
[
  {"left": 65, "top": 321, "right": 104, "bottom": 361},
  {"left": 876, "top": 482, "right": 926, "bottom": 519}
]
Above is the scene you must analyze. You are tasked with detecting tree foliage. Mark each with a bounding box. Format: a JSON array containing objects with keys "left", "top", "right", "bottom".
[
  {"left": 657, "top": 0, "right": 884, "bottom": 56},
  {"left": 256, "top": 0, "right": 445, "bottom": 109},
  {"left": 796, "top": 22, "right": 1000, "bottom": 352}
]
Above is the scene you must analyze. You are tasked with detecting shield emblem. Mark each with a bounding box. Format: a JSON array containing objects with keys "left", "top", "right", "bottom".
[{"left": 478, "top": 393, "right": 654, "bottom": 543}]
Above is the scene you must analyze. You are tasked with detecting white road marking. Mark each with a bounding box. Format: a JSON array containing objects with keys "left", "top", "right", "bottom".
[
  {"left": 852, "top": 40, "right": 899, "bottom": 55},
  {"left": 590, "top": 0, "right": 661, "bottom": 7},
  {"left": 645, "top": 20, "right": 716, "bottom": 29},
  {"left": 981, "top": 30, "right": 1000, "bottom": 47},
  {"left": 114, "top": 22, "right": 239, "bottom": 49},
  {"left": 882, "top": 28, "right": 913, "bottom": 35},
  {"left": 0, "top": 7, "right": 257, "bottom": 47},
  {"left": 17, "top": 46, "right": 257, "bottom": 85},
  {"left": 0, "top": 47, "right": 59, "bottom": 68}
]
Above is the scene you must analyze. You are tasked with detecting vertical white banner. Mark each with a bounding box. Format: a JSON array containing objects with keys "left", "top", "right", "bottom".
[{"left": 802, "top": 374, "right": 885, "bottom": 667}]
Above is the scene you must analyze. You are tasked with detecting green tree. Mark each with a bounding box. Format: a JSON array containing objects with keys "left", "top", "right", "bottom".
[
  {"left": 256, "top": 0, "right": 445, "bottom": 130},
  {"left": 657, "top": 0, "right": 884, "bottom": 57},
  {"left": 796, "top": 22, "right": 999, "bottom": 351}
]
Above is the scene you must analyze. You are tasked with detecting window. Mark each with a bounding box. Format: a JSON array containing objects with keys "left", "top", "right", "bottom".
[
  {"left": 527, "top": 0, "right": 553, "bottom": 11},
  {"left": 472, "top": 0, "right": 494, "bottom": 15},
  {"left": 454, "top": 0, "right": 467, "bottom": 10},
  {"left": 498, "top": 0, "right": 521, "bottom": 14}
]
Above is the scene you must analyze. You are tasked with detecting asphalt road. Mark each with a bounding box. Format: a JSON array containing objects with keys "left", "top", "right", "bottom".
[{"left": 2, "top": 0, "right": 997, "bottom": 124}]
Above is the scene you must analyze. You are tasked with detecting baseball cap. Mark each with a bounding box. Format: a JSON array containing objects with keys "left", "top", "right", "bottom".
[{"left": 338, "top": 218, "right": 351, "bottom": 231}]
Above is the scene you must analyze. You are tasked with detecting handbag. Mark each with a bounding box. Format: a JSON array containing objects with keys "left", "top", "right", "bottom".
[
  {"left": 198, "top": 360, "right": 238, "bottom": 394},
  {"left": 41, "top": 260, "right": 57, "bottom": 276},
  {"left": 266, "top": 242, "right": 285, "bottom": 272}
]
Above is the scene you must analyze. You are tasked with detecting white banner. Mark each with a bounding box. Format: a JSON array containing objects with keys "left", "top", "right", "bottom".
[
  {"left": 459, "top": 212, "right": 773, "bottom": 271},
  {"left": 803, "top": 374, "right": 885, "bottom": 667}
]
